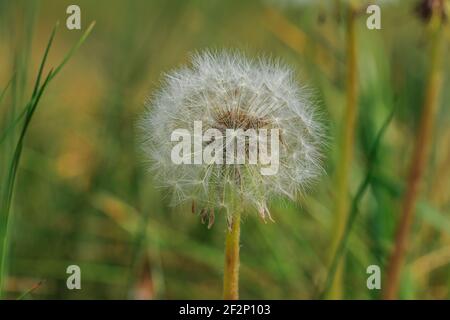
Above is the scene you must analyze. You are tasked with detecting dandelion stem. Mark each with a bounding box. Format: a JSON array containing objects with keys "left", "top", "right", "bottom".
[
  {"left": 383, "top": 14, "right": 445, "bottom": 300},
  {"left": 223, "top": 210, "right": 241, "bottom": 300}
]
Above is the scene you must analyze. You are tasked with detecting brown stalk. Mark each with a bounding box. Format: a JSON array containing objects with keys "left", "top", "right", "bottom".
[{"left": 383, "top": 13, "right": 445, "bottom": 299}]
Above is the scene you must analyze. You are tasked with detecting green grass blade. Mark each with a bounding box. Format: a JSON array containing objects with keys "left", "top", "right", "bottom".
[
  {"left": 319, "top": 108, "right": 395, "bottom": 299},
  {"left": 16, "top": 280, "right": 45, "bottom": 300},
  {"left": 0, "top": 21, "right": 57, "bottom": 146},
  {"left": 49, "top": 21, "right": 96, "bottom": 81},
  {"left": 0, "top": 74, "right": 15, "bottom": 107},
  {"left": 0, "top": 70, "right": 53, "bottom": 298},
  {"left": 0, "top": 107, "right": 28, "bottom": 145},
  {"left": 0, "top": 21, "right": 95, "bottom": 299},
  {"left": 31, "top": 22, "right": 58, "bottom": 98},
  {"left": 417, "top": 202, "right": 450, "bottom": 235}
]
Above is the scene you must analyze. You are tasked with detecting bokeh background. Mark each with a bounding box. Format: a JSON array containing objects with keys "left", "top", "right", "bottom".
[{"left": 0, "top": 0, "right": 449, "bottom": 299}]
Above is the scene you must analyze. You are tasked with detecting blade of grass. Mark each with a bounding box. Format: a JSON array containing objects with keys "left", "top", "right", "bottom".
[
  {"left": 0, "top": 107, "right": 28, "bottom": 145},
  {"left": 49, "top": 21, "right": 96, "bottom": 82},
  {"left": 0, "top": 23, "right": 58, "bottom": 146},
  {"left": 416, "top": 202, "right": 450, "bottom": 235},
  {"left": 31, "top": 22, "right": 58, "bottom": 98},
  {"left": 0, "top": 21, "right": 95, "bottom": 299},
  {"left": 0, "top": 75, "right": 15, "bottom": 107},
  {"left": 0, "top": 21, "right": 95, "bottom": 146},
  {"left": 16, "top": 280, "right": 45, "bottom": 300},
  {"left": 320, "top": 107, "right": 395, "bottom": 299},
  {"left": 327, "top": 4, "right": 359, "bottom": 299},
  {"left": 0, "top": 70, "right": 53, "bottom": 299}
]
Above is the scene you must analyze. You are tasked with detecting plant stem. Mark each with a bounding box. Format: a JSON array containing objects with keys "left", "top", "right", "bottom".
[
  {"left": 320, "top": 108, "right": 395, "bottom": 299},
  {"left": 223, "top": 210, "right": 241, "bottom": 300},
  {"left": 327, "top": 4, "right": 358, "bottom": 299},
  {"left": 383, "top": 15, "right": 445, "bottom": 300}
]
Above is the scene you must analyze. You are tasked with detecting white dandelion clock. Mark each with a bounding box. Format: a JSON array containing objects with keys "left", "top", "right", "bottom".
[
  {"left": 139, "top": 50, "right": 325, "bottom": 300},
  {"left": 140, "top": 51, "right": 325, "bottom": 221}
]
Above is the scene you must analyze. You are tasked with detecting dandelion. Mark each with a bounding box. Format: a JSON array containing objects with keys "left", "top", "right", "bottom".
[{"left": 139, "top": 50, "right": 325, "bottom": 299}]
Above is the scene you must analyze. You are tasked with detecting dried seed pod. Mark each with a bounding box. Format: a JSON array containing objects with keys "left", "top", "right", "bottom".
[
  {"left": 200, "top": 208, "right": 208, "bottom": 225},
  {"left": 191, "top": 200, "right": 196, "bottom": 214},
  {"left": 207, "top": 208, "right": 215, "bottom": 229}
]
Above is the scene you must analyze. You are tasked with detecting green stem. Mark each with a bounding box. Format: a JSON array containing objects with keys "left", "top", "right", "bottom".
[
  {"left": 223, "top": 210, "right": 241, "bottom": 300},
  {"left": 327, "top": 4, "right": 358, "bottom": 299},
  {"left": 320, "top": 108, "right": 395, "bottom": 299}
]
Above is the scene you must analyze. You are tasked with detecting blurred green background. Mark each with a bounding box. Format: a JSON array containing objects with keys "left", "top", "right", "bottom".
[{"left": 0, "top": 0, "right": 449, "bottom": 299}]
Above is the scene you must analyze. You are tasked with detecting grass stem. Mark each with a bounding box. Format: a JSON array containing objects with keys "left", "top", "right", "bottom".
[
  {"left": 383, "top": 14, "right": 445, "bottom": 300},
  {"left": 327, "top": 4, "right": 358, "bottom": 299}
]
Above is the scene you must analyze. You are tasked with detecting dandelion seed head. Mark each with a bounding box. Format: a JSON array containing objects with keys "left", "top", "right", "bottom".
[{"left": 139, "top": 50, "right": 326, "bottom": 219}]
